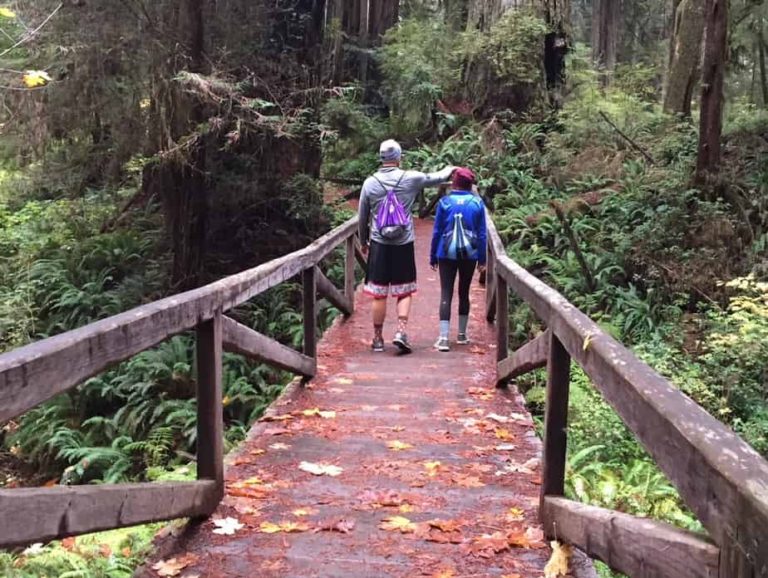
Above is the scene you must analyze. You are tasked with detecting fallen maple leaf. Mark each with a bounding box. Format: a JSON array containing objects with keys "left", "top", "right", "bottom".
[
  {"left": 423, "top": 461, "right": 442, "bottom": 477},
  {"left": 260, "top": 414, "right": 293, "bottom": 422},
  {"left": 387, "top": 440, "right": 414, "bottom": 451},
  {"left": 259, "top": 520, "right": 310, "bottom": 533},
  {"left": 466, "top": 531, "right": 510, "bottom": 557},
  {"left": 291, "top": 507, "right": 317, "bottom": 517},
  {"left": 249, "top": 448, "right": 266, "bottom": 456},
  {"left": 335, "top": 377, "right": 354, "bottom": 385},
  {"left": 299, "top": 461, "right": 343, "bottom": 476},
  {"left": 494, "top": 428, "right": 514, "bottom": 441},
  {"left": 427, "top": 519, "right": 463, "bottom": 532},
  {"left": 212, "top": 517, "right": 244, "bottom": 535},
  {"left": 263, "top": 426, "right": 291, "bottom": 436},
  {"left": 495, "top": 443, "right": 517, "bottom": 451},
  {"left": 486, "top": 413, "right": 509, "bottom": 423},
  {"left": 379, "top": 516, "right": 417, "bottom": 533},
  {"left": 505, "top": 507, "right": 525, "bottom": 522},
  {"left": 399, "top": 503, "right": 416, "bottom": 513},
  {"left": 152, "top": 553, "right": 199, "bottom": 577},
  {"left": 451, "top": 473, "right": 485, "bottom": 488},
  {"left": 427, "top": 568, "right": 456, "bottom": 578},
  {"left": 544, "top": 541, "right": 572, "bottom": 577},
  {"left": 315, "top": 518, "right": 356, "bottom": 534},
  {"left": 269, "top": 442, "right": 290, "bottom": 450}
]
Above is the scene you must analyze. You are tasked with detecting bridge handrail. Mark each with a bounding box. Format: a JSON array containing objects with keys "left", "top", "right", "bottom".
[
  {"left": 485, "top": 211, "right": 768, "bottom": 578},
  {"left": 0, "top": 216, "right": 362, "bottom": 548}
]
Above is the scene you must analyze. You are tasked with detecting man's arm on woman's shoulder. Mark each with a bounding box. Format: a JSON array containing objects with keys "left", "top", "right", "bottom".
[{"left": 412, "top": 165, "right": 455, "bottom": 188}]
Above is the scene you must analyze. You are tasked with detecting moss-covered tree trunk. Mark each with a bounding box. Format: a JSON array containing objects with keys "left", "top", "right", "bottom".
[
  {"left": 663, "top": 0, "right": 706, "bottom": 116},
  {"left": 696, "top": 0, "right": 728, "bottom": 182},
  {"left": 542, "top": 0, "right": 570, "bottom": 105}
]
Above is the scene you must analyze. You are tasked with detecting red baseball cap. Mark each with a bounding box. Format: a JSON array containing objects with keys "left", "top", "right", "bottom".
[{"left": 452, "top": 167, "right": 475, "bottom": 190}]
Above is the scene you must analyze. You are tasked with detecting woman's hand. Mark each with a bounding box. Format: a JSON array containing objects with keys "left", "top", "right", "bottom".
[{"left": 430, "top": 262, "right": 438, "bottom": 271}]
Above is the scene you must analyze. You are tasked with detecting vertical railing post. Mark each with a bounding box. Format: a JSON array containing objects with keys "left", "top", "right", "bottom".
[
  {"left": 495, "top": 272, "right": 508, "bottom": 387},
  {"left": 196, "top": 310, "right": 224, "bottom": 511},
  {"left": 485, "top": 241, "right": 496, "bottom": 322},
  {"left": 303, "top": 266, "right": 317, "bottom": 361},
  {"left": 344, "top": 235, "right": 356, "bottom": 313},
  {"left": 541, "top": 332, "right": 571, "bottom": 509}
]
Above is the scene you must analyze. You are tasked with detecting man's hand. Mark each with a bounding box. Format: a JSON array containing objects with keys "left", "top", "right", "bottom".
[{"left": 361, "top": 244, "right": 369, "bottom": 256}]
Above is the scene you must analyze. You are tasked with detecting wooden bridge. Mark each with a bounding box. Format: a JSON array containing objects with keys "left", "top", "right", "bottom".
[{"left": 1, "top": 213, "right": 767, "bottom": 577}]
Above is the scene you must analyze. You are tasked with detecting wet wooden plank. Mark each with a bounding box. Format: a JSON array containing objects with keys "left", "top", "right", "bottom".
[
  {"left": 0, "top": 481, "right": 218, "bottom": 548},
  {"left": 197, "top": 313, "right": 225, "bottom": 497},
  {"left": 542, "top": 497, "right": 720, "bottom": 578},
  {"left": 221, "top": 317, "right": 315, "bottom": 377},
  {"left": 316, "top": 268, "right": 353, "bottom": 316},
  {"left": 497, "top": 329, "right": 550, "bottom": 381},
  {"left": 0, "top": 218, "right": 357, "bottom": 422}
]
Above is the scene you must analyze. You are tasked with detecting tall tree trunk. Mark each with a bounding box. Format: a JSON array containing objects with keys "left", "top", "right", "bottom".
[
  {"left": 695, "top": 0, "right": 728, "bottom": 183},
  {"left": 759, "top": 24, "right": 768, "bottom": 108},
  {"left": 542, "top": 0, "right": 570, "bottom": 106},
  {"left": 663, "top": 0, "right": 706, "bottom": 116},
  {"left": 591, "top": 0, "right": 618, "bottom": 86}
]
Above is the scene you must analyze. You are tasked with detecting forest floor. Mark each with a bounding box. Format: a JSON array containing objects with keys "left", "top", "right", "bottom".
[{"left": 138, "top": 219, "right": 590, "bottom": 578}]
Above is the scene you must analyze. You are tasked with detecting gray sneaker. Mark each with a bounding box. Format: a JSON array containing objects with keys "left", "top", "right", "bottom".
[
  {"left": 456, "top": 333, "right": 470, "bottom": 345},
  {"left": 371, "top": 336, "right": 384, "bottom": 352},
  {"left": 434, "top": 337, "right": 450, "bottom": 352},
  {"left": 393, "top": 332, "right": 413, "bottom": 354}
]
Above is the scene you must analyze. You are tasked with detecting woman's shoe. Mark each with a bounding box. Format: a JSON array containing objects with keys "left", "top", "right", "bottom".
[
  {"left": 434, "top": 337, "right": 450, "bottom": 352},
  {"left": 456, "top": 333, "right": 470, "bottom": 345}
]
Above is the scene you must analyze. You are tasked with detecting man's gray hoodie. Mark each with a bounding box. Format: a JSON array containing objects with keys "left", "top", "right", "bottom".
[{"left": 358, "top": 165, "right": 455, "bottom": 246}]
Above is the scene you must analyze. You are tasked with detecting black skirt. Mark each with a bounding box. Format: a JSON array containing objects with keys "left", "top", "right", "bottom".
[{"left": 364, "top": 241, "right": 417, "bottom": 299}]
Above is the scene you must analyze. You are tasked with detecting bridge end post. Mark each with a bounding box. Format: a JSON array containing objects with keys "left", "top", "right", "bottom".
[
  {"left": 540, "top": 333, "right": 571, "bottom": 514},
  {"left": 302, "top": 267, "right": 318, "bottom": 380},
  {"left": 344, "top": 235, "right": 356, "bottom": 314},
  {"left": 196, "top": 311, "right": 225, "bottom": 513},
  {"left": 495, "top": 273, "right": 509, "bottom": 388}
]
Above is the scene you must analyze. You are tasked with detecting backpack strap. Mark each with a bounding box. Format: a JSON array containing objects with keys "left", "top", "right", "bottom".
[{"left": 372, "top": 171, "right": 405, "bottom": 194}]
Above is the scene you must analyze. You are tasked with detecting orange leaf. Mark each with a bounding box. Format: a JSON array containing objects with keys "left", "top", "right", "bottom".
[{"left": 387, "top": 440, "right": 414, "bottom": 451}]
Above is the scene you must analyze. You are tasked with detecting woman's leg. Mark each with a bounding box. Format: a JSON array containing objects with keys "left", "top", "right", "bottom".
[
  {"left": 438, "top": 259, "right": 459, "bottom": 338},
  {"left": 457, "top": 259, "right": 477, "bottom": 338}
]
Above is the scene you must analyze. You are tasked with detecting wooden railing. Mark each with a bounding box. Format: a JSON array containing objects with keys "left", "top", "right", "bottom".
[
  {"left": 485, "top": 213, "right": 768, "bottom": 578},
  {"left": 0, "top": 217, "right": 363, "bottom": 549}
]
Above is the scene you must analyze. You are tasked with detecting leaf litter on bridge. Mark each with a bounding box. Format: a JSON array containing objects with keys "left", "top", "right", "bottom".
[{"left": 140, "top": 220, "right": 560, "bottom": 578}]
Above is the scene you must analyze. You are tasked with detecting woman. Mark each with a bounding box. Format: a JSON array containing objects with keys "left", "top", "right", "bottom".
[{"left": 429, "top": 168, "right": 487, "bottom": 352}]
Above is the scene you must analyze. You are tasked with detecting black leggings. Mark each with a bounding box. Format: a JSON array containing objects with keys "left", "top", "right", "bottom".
[{"left": 439, "top": 259, "right": 477, "bottom": 321}]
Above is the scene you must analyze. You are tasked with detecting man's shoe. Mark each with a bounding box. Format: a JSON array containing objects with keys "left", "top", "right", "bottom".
[
  {"left": 456, "top": 333, "right": 470, "bottom": 345},
  {"left": 393, "top": 332, "right": 413, "bottom": 354},
  {"left": 371, "top": 336, "right": 385, "bottom": 352},
  {"left": 434, "top": 337, "right": 450, "bottom": 352}
]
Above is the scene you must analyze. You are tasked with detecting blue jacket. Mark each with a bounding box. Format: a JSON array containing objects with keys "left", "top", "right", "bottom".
[{"left": 430, "top": 190, "right": 487, "bottom": 266}]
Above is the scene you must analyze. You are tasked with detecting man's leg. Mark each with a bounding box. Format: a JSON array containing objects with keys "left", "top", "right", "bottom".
[
  {"left": 372, "top": 297, "right": 387, "bottom": 343},
  {"left": 396, "top": 295, "right": 411, "bottom": 333}
]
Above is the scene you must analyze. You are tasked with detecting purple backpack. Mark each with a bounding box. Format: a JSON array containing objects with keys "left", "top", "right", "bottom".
[{"left": 373, "top": 173, "right": 409, "bottom": 241}]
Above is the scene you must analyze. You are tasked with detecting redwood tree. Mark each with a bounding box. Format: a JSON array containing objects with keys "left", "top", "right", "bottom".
[
  {"left": 696, "top": 0, "right": 728, "bottom": 182},
  {"left": 663, "top": 0, "right": 706, "bottom": 116}
]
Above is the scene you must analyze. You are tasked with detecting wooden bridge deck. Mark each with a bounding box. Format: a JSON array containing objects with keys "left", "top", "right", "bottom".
[{"left": 141, "top": 220, "right": 555, "bottom": 577}]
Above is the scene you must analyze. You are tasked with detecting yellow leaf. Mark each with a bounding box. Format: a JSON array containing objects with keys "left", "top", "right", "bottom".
[
  {"left": 22, "top": 70, "right": 51, "bottom": 88},
  {"left": 387, "top": 440, "right": 413, "bottom": 451},
  {"left": 258, "top": 521, "right": 283, "bottom": 534},
  {"left": 544, "top": 541, "right": 572, "bottom": 577},
  {"left": 424, "top": 460, "right": 442, "bottom": 477},
  {"left": 318, "top": 410, "right": 336, "bottom": 419},
  {"left": 398, "top": 503, "right": 416, "bottom": 513},
  {"left": 583, "top": 333, "right": 594, "bottom": 351},
  {"left": 379, "top": 516, "right": 417, "bottom": 533},
  {"left": 505, "top": 507, "right": 525, "bottom": 522},
  {"left": 0, "top": 7, "right": 16, "bottom": 18},
  {"left": 292, "top": 507, "right": 317, "bottom": 517},
  {"left": 222, "top": 396, "right": 231, "bottom": 407},
  {"left": 494, "top": 428, "right": 514, "bottom": 441},
  {"left": 301, "top": 407, "right": 321, "bottom": 417}
]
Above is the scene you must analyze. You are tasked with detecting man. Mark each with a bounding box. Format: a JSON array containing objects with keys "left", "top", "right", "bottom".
[{"left": 358, "top": 139, "right": 454, "bottom": 353}]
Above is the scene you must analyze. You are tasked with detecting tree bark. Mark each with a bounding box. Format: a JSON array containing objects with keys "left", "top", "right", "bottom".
[
  {"left": 543, "top": 0, "right": 570, "bottom": 105},
  {"left": 695, "top": 0, "right": 728, "bottom": 183},
  {"left": 759, "top": 24, "right": 768, "bottom": 108},
  {"left": 663, "top": 0, "right": 706, "bottom": 116},
  {"left": 591, "top": 0, "right": 619, "bottom": 86}
]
